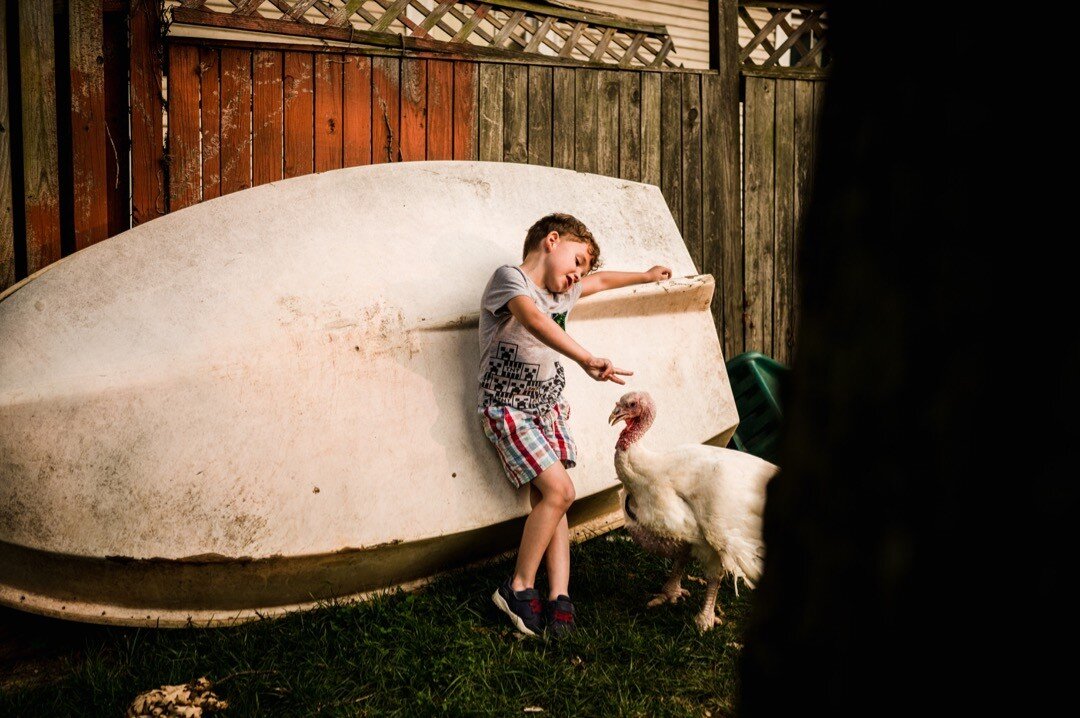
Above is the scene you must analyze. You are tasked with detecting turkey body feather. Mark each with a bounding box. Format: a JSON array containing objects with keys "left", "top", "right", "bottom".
[{"left": 609, "top": 391, "right": 779, "bottom": 631}]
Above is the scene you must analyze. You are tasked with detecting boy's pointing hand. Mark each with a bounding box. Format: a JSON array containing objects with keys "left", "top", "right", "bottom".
[
  {"left": 645, "top": 265, "right": 672, "bottom": 282},
  {"left": 580, "top": 356, "right": 633, "bottom": 385}
]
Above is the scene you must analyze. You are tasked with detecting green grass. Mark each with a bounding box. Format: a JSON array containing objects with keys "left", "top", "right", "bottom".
[{"left": 0, "top": 531, "right": 750, "bottom": 716}]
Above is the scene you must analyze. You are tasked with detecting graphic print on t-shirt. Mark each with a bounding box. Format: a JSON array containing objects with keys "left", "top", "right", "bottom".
[
  {"left": 551, "top": 311, "right": 567, "bottom": 330},
  {"left": 480, "top": 341, "right": 566, "bottom": 412}
]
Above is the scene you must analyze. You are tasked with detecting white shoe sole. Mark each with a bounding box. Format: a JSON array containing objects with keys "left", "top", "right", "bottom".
[{"left": 491, "top": 588, "right": 538, "bottom": 637}]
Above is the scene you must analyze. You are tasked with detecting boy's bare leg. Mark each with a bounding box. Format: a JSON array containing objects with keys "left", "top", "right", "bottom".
[
  {"left": 510, "top": 461, "right": 575, "bottom": 592},
  {"left": 530, "top": 485, "right": 571, "bottom": 600}
]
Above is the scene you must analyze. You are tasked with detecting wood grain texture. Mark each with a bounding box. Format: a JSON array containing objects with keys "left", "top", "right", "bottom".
[
  {"left": 343, "top": 55, "right": 373, "bottom": 167},
  {"left": 130, "top": 0, "right": 164, "bottom": 227},
  {"left": 0, "top": 2, "right": 14, "bottom": 288},
  {"left": 597, "top": 69, "right": 620, "bottom": 178},
  {"left": 103, "top": 6, "right": 130, "bottom": 237},
  {"left": 427, "top": 60, "right": 454, "bottom": 160},
  {"left": 220, "top": 48, "right": 252, "bottom": 195},
  {"left": 503, "top": 64, "right": 528, "bottom": 163},
  {"left": 715, "top": 0, "right": 743, "bottom": 357},
  {"left": 743, "top": 75, "right": 775, "bottom": 355},
  {"left": 574, "top": 69, "right": 598, "bottom": 174},
  {"left": 659, "top": 72, "right": 681, "bottom": 231},
  {"left": 478, "top": 63, "right": 503, "bottom": 162},
  {"left": 452, "top": 61, "right": 478, "bottom": 160},
  {"left": 252, "top": 50, "right": 284, "bottom": 185},
  {"left": 70, "top": 0, "right": 108, "bottom": 249},
  {"left": 552, "top": 67, "right": 575, "bottom": 170},
  {"left": 618, "top": 72, "right": 641, "bottom": 182},
  {"left": 284, "top": 52, "right": 314, "bottom": 177},
  {"left": 20, "top": 0, "right": 61, "bottom": 271},
  {"left": 681, "top": 72, "right": 702, "bottom": 267},
  {"left": 400, "top": 58, "right": 427, "bottom": 162},
  {"left": 199, "top": 48, "right": 221, "bottom": 200},
  {"left": 526, "top": 65, "right": 553, "bottom": 166},
  {"left": 167, "top": 45, "right": 201, "bottom": 211},
  {"left": 371, "top": 56, "right": 400, "bottom": 163},
  {"left": 640, "top": 72, "right": 661, "bottom": 187},
  {"left": 773, "top": 78, "right": 795, "bottom": 364},
  {"left": 315, "top": 53, "right": 344, "bottom": 171}
]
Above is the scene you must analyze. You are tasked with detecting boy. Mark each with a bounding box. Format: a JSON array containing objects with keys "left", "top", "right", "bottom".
[{"left": 478, "top": 212, "right": 671, "bottom": 637}]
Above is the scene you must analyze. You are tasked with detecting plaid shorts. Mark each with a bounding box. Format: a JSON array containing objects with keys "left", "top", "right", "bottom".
[{"left": 479, "top": 398, "right": 577, "bottom": 489}]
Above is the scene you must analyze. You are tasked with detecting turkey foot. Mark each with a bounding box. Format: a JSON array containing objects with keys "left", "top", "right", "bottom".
[
  {"left": 694, "top": 577, "right": 724, "bottom": 633},
  {"left": 647, "top": 555, "right": 690, "bottom": 607}
]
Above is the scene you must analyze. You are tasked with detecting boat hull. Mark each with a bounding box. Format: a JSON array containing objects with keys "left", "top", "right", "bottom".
[{"left": 0, "top": 161, "right": 737, "bottom": 626}]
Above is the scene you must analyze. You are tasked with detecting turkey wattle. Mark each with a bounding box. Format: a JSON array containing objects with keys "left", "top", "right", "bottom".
[{"left": 609, "top": 390, "right": 779, "bottom": 632}]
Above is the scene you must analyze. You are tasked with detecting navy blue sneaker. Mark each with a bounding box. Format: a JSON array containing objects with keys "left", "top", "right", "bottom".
[
  {"left": 492, "top": 579, "right": 544, "bottom": 636},
  {"left": 545, "top": 595, "right": 576, "bottom": 637}
]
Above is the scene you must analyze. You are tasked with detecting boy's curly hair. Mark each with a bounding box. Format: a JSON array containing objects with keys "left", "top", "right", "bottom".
[{"left": 523, "top": 213, "right": 602, "bottom": 273}]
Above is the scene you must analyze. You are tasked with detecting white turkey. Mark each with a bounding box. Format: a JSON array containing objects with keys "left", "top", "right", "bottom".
[{"left": 608, "top": 391, "right": 779, "bottom": 632}]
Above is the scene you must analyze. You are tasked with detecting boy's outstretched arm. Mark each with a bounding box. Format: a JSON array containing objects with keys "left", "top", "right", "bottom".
[
  {"left": 506, "top": 296, "right": 632, "bottom": 385},
  {"left": 579, "top": 265, "right": 672, "bottom": 298}
]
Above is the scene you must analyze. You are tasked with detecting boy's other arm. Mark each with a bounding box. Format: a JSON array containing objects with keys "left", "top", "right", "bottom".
[
  {"left": 506, "top": 296, "right": 631, "bottom": 384},
  {"left": 579, "top": 265, "right": 672, "bottom": 298}
]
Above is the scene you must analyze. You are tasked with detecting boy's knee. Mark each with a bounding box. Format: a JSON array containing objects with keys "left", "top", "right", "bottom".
[
  {"left": 535, "top": 466, "right": 576, "bottom": 509},
  {"left": 549, "top": 476, "right": 576, "bottom": 509}
]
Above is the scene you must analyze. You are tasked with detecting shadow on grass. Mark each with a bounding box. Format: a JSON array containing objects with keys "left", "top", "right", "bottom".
[{"left": 0, "top": 531, "right": 751, "bottom": 717}]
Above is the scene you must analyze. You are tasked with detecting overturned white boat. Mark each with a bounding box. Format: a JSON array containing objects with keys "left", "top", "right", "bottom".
[{"left": 0, "top": 161, "right": 738, "bottom": 627}]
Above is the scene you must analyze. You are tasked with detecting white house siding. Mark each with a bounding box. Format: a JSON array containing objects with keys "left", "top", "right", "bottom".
[{"left": 565, "top": 0, "right": 710, "bottom": 69}]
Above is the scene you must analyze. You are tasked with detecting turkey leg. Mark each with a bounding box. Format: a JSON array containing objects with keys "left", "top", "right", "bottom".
[
  {"left": 694, "top": 577, "right": 724, "bottom": 632},
  {"left": 647, "top": 551, "right": 691, "bottom": 607}
]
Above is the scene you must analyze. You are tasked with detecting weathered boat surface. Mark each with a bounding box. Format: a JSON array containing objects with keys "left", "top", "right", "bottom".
[{"left": 0, "top": 161, "right": 738, "bottom": 626}]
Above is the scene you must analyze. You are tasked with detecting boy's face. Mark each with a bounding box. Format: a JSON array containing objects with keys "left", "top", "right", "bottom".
[{"left": 540, "top": 232, "right": 594, "bottom": 294}]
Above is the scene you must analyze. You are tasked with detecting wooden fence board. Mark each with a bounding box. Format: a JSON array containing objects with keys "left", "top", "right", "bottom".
[
  {"left": 20, "top": 0, "right": 61, "bottom": 271},
  {"left": 503, "top": 64, "right": 527, "bottom": 163},
  {"left": 452, "top": 61, "right": 477, "bottom": 161},
  {"left": 703, "top": 71, "right": 742, "bottom": 358},
  {"left": 526, "top": 65, "right": 552, "bottom": 166},
  {"left": 130, "top": 0, "right": 164, "bottom": 227},
  {"left": 640, "top": 73, "right": 660, "bottom": 187},
  {"left": 252, "top": 50, "right": 283, "bottom": 186},
  {"left": 552, "top": 67, "right": 574, "bottom": 170},
  {"left": 0, "top": 2, "right": 13, "bottom": 288},
  {"left": 400, "top": 58, "right": 426, "bottom": 162},
  {"left": 70, "top": 0, "right": 108, "bottom": 249},
  {"left": 166, "top": 44, "right": 201, "bottom": 211},
  {"left": 743, "top": 75, "right": 775, "bottom": 356},
  {"left": 343, "top": 55, "right": 373, "bottom": 167},
  {"left": 315, "top": 53, "right": 344, "bottom": 171},
  {"left": 597, "top": 70, "right": 619, "bottom": 178},
  {"left": 791, "top": 78, "right": 816, "bottom": 357},
  {"left": 574, "top": 69, "right": 598, "bottom": 174},
  {"left": 103, "top": 5, "right": 129, "bottom": 237},
  {"left": 681, "top": 72, "right": 703, "bottom": 268},
  {"left": 284, "top": 52, "right": 314, "bottom": 177},
  {"left": 618, "top": 72, "right": 641, "bottom": 182},
  {"left": 427, "top": 59, "right": 454, "bottom": 160},
  {"left": 199, "top": 48, "right": 221, "bottom": 200},
  {"left": 773, "top": 79, "right": 795, "bottom": 364},
  {"left": 659, "top": 72, "right": 681, "bottom": 232},
  {"left": 220, "top": 48, "right": 252, "bottom": 195},
  {"left": 478, "top": 63, "right": 503, "bottom": 162},
  {"left": 371, "top": 56, "right": 400, "bottom": 163}
]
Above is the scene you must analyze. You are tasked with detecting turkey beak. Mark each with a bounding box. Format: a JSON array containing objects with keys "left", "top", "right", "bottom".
[{"left": 608, "top": 407, "right": 626, "bottom": 426}]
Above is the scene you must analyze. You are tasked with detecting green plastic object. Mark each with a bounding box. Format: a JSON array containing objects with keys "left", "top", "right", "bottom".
[{"left": 725, "top": 352, "right": 789, "bottom": 464}]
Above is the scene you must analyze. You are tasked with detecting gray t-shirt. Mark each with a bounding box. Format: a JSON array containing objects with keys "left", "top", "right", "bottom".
[{"left": 478, "top": 264, "right": 584, "bottom": 414}]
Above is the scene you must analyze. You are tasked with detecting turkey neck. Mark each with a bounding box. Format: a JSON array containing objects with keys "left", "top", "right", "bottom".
[{"left": 616, "top": 406, "right": 655, "bottom": 452}]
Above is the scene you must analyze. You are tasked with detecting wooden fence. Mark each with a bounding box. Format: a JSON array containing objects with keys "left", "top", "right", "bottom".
[{"left": 1, "top": 1, "right": 827, "bottom": 366}]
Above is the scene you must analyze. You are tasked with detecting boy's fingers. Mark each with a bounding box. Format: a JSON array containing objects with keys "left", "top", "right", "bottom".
[
  {"left": 613, "top": 367, "right": 633, "bottom": 376},
  {"left": 607, "top": 374, "right": 627, "bottom": 385}
]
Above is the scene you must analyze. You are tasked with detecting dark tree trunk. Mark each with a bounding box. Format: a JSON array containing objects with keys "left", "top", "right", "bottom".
[{"left": 738, "top": 4, "right": 1067, "bottom": 716}]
